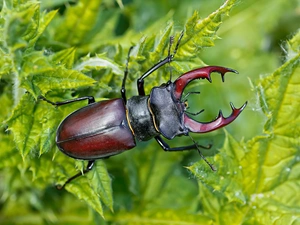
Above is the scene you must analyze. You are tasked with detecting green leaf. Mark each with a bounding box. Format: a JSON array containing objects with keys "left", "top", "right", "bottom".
[
  {"left": 65, "top": 160, "right": 113, "bottom": 217},
  {"left": 2, "top": 0, "right": 298, "bottom": 223},
  {"left": 5, "top": 94, "right": 62, "bottom": 159},
  {"left": 127, "top": 0, "right": 236, "bottom": 87},
  {"left": 6, "top": 94, "right": 39, "bottom": 159},
  {"left": 189, "top": 33, "right": 300, "bottom": 224},
  {"left": 75, "top": 53, "right": 123, "bottom": 75},
  {"left": 0, "top": 48, "right": 13, "bottom": 77},
  {"left": 28, "top": 9, "right": 58, "bottom": 48},
  {"left": 54, "top": 0, "right": 102, "bottom": 46},
  {"left": 287, "top": 29, "right": 300, "bottom": 55},
  {"left": 2, "top": 2, "right": 40, "bottom": 50},
  {"left": 19, "top": 49, "right": 95, "bottom": 97},
  {"left": 177, "top": 0, "right": 236, "bottom": 60},
  {"left": 108, "top": 209, "right": 214, "bottom": 225},
  {"left": 49, "top": 47, "right": 76, "bottom": 69},
  {"left": 21, "top": 66, "right": 95, "bottom": 97}
]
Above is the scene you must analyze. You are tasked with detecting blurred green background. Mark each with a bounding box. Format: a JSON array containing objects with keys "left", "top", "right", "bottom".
[{"left": 0, "top": 0, "right": 299, "bottom": 224}]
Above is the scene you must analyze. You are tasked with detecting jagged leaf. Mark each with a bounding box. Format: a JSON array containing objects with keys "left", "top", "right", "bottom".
[
  {"left": 177, "top": 0, "right": 236, "bottom": 60},
  {"left": 189, "top": 34, "right": 300, "bottom": 224},
  {"left": 107, "top": 209, "right": 214, "bottom": 225},
  {"left": 28, "top": 9, "right": 58, "bottom": 48},
  {"left": 3, "top": 2, "right": 40, "bottom": 49},
  {"left": 0, "top": 48, "right": 13, "bottom": 77},
  {"left": 75, "top": 53, "right": 123, "bottom": 75},
  {"left": 54, "top": 0, "right": 102, "bottom": 46},
  {"left": 6, "top": 94, "right": 42, "bottom": 158},
  {"left": 3, "top": 0, "right": 298, "bottom": 223},
  {"left": 65, "top": 160, "right": 113, "bottom": 217},
  {"left": 287, "top": 29, "right": 300, "bottom": 55},
  {"left": 21, "top": 66, "right": 95, "bottom": 97},
  {"left": 50, "top": 48, "right": 76, "bottom": 69}
]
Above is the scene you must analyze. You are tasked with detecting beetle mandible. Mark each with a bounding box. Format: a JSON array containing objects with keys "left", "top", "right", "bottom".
[{"left": 41, "top": 32, "right": 247, "bottom": 188}]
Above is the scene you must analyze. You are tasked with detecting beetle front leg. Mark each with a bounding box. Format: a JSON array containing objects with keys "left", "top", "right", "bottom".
[
  {"left": 57, "top": 160, "right": 95, "bottom": 189},
  {"left": 39, "top": 96, "right": 95, "bottom": 106},
  {"left": 137, "top": 31, "right": 184, "bottom": 96}
]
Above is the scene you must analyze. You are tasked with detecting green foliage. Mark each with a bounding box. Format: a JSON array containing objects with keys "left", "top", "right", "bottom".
[
  {"left": 189, "top": 44, "right": 300, "bottom": 224},
  {"left": 0, "top": 0, "right": 299, "bottom": 224}
]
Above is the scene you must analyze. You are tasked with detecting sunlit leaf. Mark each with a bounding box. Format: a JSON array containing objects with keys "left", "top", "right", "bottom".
[
  {"left": 177, "top": 0, "right": 236, "bottom": 60},
  {"left": 65, "top": 160, "right": 113, "bottom": 217},
  {"left": 75, "top": 53, "right": 123, "bottom": 75},
  {"left": 21, "top": 66, "right": 95, "bottom": 97},
  {"left": 50, "top": 47, "right": 76, "bottom": 69},
  {"left": 6, "top": 94, "right": 39, "bottom": 158},
  {"left": 1, "top": 0, "right": 299, "bottom": 223},
  {"left": 107, "top": 209, "right": 214, "bottom": 225},
  {"left": 54, "top": 0, "right": 102, "bottom": 46},
  {"left": 189, "top": 36, "right": 300, "bottom": 224}
]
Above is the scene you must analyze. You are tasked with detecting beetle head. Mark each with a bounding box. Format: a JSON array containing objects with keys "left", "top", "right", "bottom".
[{"left": 172, "top": 66, "right": 247, "bottom": 133}]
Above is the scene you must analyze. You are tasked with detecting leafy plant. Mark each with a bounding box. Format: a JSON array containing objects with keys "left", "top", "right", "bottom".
[
  {"left": 0, "top": 0, "right": 299, "bottom": 224},
  {"left": 189, "top": 41, "right": 300, "bottom": 224}
]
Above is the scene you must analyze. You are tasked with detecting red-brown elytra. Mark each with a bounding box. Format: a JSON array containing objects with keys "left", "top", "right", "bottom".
[{"left": 40, "top": 32, "right": 247, "bottom": 189}]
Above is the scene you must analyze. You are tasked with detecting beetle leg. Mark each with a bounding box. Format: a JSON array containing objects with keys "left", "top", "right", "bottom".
[
  {"left": 155, "top": 135, "right": 215, "bottom": 170},
  {"left": 56, "top": 160, "right": 95, "bottom": 189},
  {"left": 155, "top": 135, "right": 211, "bottom": 151},
  {"left": 39, "top": 96, "right": 95, "bottom": 106},
  {"left": 137, "top": 31, "right": 184, "bottom": 96},
  {"left": 187, "top": 134, "right": 216, "bottom": 171}
]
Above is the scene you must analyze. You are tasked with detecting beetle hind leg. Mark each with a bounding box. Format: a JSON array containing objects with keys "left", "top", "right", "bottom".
[{"left": 56, "top": 160, "right": 95, "bottom": 190}]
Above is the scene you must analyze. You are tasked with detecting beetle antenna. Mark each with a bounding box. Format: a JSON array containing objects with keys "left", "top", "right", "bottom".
[
  {"left": 168, "top": 31, "right": 184, "bottom": 81},
  {"left": 188, "top": 134, "right": 216, "bottom": 171},
  {"left": 182, "top": 91, "right": 201, "bottom": 102},
  {"left": 168, "top": 36, "right": 174, "bottom": 58},
  {"left": 172, "top": 30, "right": 184, "bottom": 57},
  {"left": 168, "top": 35, "right": 174, "bottom": 81},
  {"left": 186, "top": 109, "right": 205, "bottom": 116},
  {"left": 121, "top": 46, "right": 134, "bottom": 102}
]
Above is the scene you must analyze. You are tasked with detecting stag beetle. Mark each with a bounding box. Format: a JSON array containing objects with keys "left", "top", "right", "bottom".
[{"left": 41, "top": 32, "right": 247, "bottom": 188}]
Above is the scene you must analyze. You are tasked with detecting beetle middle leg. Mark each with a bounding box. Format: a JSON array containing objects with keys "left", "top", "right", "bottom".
[
  {"left": 155, "top": 136, "right": 216, "bottom": 171},
  {"left": 155, "top": 136, "right": 211, "bottom": 151}
]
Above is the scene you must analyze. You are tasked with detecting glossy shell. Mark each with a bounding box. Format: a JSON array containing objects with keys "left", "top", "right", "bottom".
[{"left": 56, "top": 98, "right": 136, "bottom": 160}]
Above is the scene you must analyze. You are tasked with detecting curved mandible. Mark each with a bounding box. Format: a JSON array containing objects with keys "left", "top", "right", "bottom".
[
  {"left": 172, "top": 66, "right": 238, "bottom": 100},
  {"left": 184, "top": 102, "right": 247, "bottom": 133}
]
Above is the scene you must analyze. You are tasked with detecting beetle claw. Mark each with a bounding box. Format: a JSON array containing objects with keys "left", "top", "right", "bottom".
[
  {"left": 171, "top": 65, "right": 246, "bottom": 133},
  {"left": 184, "top": 101, "right": 247, "bottom": 133},
  {"left": 173, "top": 66, "right": 238, "bottom": 100}
]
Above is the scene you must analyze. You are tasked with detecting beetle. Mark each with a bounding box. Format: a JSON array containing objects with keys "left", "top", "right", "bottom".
[{"left": 41, "top": 32, "right": 247, "bottom": 188}]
